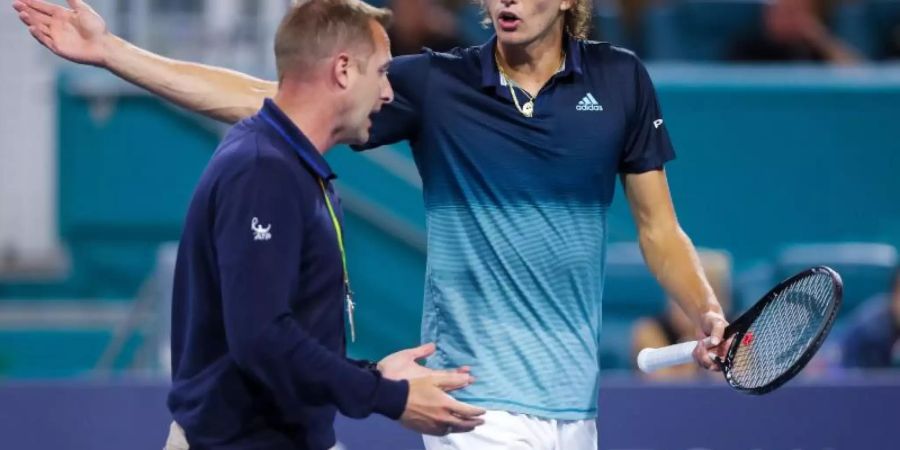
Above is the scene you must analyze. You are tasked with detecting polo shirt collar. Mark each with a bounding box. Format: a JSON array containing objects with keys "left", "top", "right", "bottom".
[
  {"left": 479, "top": 33, "right": 584, "bottom": 89},
  {"left": 259, "top": 98, "right": 336, "bottom": 180}
]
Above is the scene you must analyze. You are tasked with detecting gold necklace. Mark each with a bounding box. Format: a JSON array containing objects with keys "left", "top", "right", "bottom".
[{"left": 495, "top": 50, "right": 565, "bottom": 118}]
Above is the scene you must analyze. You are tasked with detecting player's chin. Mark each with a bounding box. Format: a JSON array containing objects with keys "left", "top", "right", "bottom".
[{"left": 494, "top": 27, "right": 531, "bottom": 46}]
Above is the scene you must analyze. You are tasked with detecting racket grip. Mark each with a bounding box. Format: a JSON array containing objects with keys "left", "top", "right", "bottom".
[{"left": 637, "top": 341, "right": 698, "bottom": 373}]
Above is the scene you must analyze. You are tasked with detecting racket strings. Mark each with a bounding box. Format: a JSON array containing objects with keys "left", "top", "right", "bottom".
[{"left": 729, "top": 273, "right": 836, "bottom": 389}]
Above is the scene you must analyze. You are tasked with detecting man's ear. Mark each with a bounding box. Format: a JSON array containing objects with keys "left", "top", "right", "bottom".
[{"left": 333, "top": 53, "right": 352, "bottom": 89}]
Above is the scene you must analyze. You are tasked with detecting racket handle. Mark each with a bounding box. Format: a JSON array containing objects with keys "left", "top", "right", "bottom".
[{"left": 637, "top": 341, "right": 698, "bottom": 373}]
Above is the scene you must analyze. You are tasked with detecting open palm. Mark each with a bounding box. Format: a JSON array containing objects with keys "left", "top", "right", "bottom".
[
  {"left": 13, "top": 0, "right": 109, "bottom": 66},
  {"left": 378, "top": 343, "right": 471, "bottom": 381}
]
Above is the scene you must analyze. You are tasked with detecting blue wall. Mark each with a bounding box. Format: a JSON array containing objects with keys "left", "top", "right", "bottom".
[
  {"left": 0, "top": 376, "right": 897, "bottom": 450},
  {"left": 645, "top": 66, "right": 900, "bottom": 265}
]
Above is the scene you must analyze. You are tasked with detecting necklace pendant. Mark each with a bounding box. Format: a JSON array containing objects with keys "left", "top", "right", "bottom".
[{"left": 522, "top": 101, "right": 534, "bottom": 118}]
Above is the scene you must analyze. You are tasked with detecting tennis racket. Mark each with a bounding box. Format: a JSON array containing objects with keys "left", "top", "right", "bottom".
[{"left": 636, "top": 266, "right": 842, "bottom": 395}]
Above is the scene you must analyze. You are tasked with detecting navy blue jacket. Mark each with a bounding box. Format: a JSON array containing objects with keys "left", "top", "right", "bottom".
[{"left": 168, "top": 99, "right": 408, "bottom": 449}]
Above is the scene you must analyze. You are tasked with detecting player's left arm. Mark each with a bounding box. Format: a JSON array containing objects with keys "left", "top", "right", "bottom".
[{"left": 623, "top": 169, "right": 729, "bottom": 370}]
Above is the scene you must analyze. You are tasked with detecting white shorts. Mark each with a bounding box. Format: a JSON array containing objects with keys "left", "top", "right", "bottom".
[
  {"left": 422, "top": 410, "right": 597, "bottom": 450},
  {"left": 163, "top": 422, "right": 189, "bottom": 450}
]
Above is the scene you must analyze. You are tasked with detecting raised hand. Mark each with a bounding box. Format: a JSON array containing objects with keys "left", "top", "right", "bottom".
[{"left": 13, "top": 0, "right": 110, "bottom": 66}]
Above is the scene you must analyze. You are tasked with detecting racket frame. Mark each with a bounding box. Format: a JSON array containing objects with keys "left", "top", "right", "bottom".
[{"left": 719, "top": 265, "right": 843, "bottom": 395}]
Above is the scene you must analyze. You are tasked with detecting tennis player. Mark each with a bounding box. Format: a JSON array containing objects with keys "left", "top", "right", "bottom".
[{"left": 14, "top": 0, "right": 729, "bottom": 448}]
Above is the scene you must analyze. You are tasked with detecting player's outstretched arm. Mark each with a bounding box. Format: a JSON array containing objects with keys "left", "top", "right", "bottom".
[{"left": 13, "top": 0, "right": 275, "bottom": 124}]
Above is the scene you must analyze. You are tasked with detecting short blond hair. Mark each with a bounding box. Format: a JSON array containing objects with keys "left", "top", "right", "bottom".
[
  {"left": 480, "top": 0, "right": 593, "bottom": 40},
  {"left": 276, "top": 0, "right": 392, "bottom": 81}
]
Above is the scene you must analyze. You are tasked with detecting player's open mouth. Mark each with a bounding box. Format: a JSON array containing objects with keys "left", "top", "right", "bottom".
[{"left": 497, "top": 11, "right": 521, "bottom": 31}]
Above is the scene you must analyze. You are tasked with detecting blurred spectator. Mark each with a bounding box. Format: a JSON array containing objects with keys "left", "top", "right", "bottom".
[
  {"left": 616, "top": 0, "right": 653, "bottom": 43},
  {"left": 388, "top": 0, "right": 463, "bottom": 54},
  {"left": 841, "top": 266, "right": 900, "bottom": 369},
  {"left": 730, "top": 0, "right": 862, "bottom": 65},
  {"left": 631, "top": 250, "right": 732, "bottom": 379},
  {"left": 887, "top": 21, "right": 900, "bottom": 59}
]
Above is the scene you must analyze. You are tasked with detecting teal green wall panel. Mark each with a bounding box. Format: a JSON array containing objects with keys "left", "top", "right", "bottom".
[{"left": 3, "top": 67, "right": 900, "bottom": 375}]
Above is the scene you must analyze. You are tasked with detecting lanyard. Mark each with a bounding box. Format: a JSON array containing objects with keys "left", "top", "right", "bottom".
[
  {"left": 318, "top": 179, "right": 348, "bottom": 286},
  {"left": 259, "top": 108, "right": 357, "bottom": 342},
  {"left": 318, "top": 179, "right": 356, "bottom": 342}
]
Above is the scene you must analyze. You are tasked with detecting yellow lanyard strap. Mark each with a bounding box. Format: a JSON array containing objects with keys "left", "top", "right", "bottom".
[
  {"left": 318, "top": 179, "right": 356, "bottom": 342},
  {"left": 318, "top": 179, "right": 348, "bottom": 285}
]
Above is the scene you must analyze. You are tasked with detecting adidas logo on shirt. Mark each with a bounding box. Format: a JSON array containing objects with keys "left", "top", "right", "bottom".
[{"left": 576, "top": 93, "right": 603, "bottom": 111}]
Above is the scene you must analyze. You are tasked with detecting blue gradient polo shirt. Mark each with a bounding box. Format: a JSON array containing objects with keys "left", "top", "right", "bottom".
[{"left": 356, "top": 36, "right": 675, "bottom": 419}]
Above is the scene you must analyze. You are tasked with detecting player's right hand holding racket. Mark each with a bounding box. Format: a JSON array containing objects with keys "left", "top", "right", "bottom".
[
  {"left": 692, "top": 308, "right": 732, "bottom": 373},
  {"left": 638, "top": 266, "right": 842, "bottom": 394}
]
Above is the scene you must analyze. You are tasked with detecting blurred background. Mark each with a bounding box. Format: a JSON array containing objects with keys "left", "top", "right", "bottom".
[{"left": 1, "top": 0, "right": 899, "bottom": 449}]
